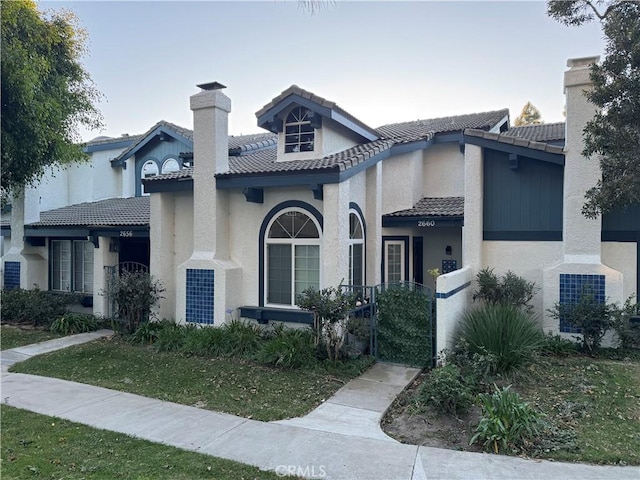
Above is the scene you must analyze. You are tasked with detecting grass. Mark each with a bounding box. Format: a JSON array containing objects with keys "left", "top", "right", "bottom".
[
  {"left": 520, "top": 355, "right": 640, "bottom": 465},
  {"left": 10, "top": 336, "right": 373, "bottom": 421},
  {"left": 0, "top": 405, "right": 284, "bottom": 479},
  {"left": 1, "top": 325, "right": 64, "bottom": 350}
]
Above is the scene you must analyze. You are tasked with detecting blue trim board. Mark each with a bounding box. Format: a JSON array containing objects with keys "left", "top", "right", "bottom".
[
  {"left": 383, "top": 216, "right": 464, "bottom": 228},
  {"left": 240, "top": 306, "right": 313, "bottom": 325},
  {"left": 25, "top": 226, "right": 149, "bottom": 239},
  {"left": 435, "top": 281, "right": 471, "bottom": 299},
  {"left": 463, "top": 135, "right": 565, "bottom": 165},
  {"left": 143, "top": 179, "right": 193, "bottom": 193},
  {"left": 381, "top": 236, "right": 410, "bottom": 284},
  {"left": 258, "top": 200, "right": 324, "bottom": 306},
  {"left": 483, "top": 231, "right": 562, "bottom": 241}
]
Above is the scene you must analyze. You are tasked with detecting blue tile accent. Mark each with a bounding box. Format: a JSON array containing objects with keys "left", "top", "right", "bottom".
[
  {"left": 186, "top": 269, "right": 215, "bottom": 325},
  {"left": 442, "top": 260, "right": 457, "bottom": 274},
  {"left": 3, "top": 261, "right": 20, "bottom": 290},
  {"left": 559, "top": 274, "right": 605, "bottom": 333}
]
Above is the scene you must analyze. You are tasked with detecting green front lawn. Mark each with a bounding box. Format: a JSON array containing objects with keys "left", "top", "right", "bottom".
[
  {"left": 10, "top": 337, "right": 373, "bottom": 421},
  {"left": 521, "top": 355, "right": 640, "bottom": 465},
  {"left": 1, "top": 406, "right": 284, "bottom": 479},
  {"left": 1, "top": 325, "right": 64, "bottom": 350}
]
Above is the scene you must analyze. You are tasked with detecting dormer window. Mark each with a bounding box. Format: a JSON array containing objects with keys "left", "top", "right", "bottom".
[{"left": 285, "top": 107, "right": 314, "bottom": 153}]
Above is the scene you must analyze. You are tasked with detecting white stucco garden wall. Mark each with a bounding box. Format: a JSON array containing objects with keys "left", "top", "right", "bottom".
[{"left": 435, "top": 265, "right": 473, "bottom": 354}]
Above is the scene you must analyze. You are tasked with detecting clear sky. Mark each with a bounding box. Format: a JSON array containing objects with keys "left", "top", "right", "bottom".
[{"left": 43, "top": 0, "right": 606, "bottom": 142}]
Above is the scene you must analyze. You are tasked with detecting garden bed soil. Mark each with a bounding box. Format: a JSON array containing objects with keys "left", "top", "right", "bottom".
[{"left": 381, "top": 371, "right": 484, "bottom": 452}]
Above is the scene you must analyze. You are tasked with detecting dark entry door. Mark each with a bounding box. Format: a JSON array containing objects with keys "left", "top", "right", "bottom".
[{"left": 413, "top": 236, "right": 424, "bottom": 284}]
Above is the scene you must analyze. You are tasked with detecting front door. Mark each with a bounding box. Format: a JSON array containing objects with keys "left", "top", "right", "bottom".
[{"left": 383, "top": 237, "right": 408, "bottom": 283}]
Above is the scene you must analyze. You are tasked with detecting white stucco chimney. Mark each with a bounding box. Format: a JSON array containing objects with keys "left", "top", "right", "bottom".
[
  {"left": 190, "top": 82, "right": 231, "bottom": 254},
  {"left": 562, "top": 56, "right": 601, "bottom": 262}
]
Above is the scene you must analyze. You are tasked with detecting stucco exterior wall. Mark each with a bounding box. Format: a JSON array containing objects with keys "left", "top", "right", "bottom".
[
  {"left": 436, "top": 266, "right": 473, "bottom": 353},
  {"left": 381, "top": 150, "right": 423, "bottom": 214},
  {"left": 483, "top": 241, "right": 564, "bottom": 317},
  {"left": 320, "top": 118, "right": 363, "bottom": 156},
  {"left": 423, "top": 227, "right": 462, "bottom": 290},
  {"left": 423, "top": 143, "right": 464, "bottom": 197},
  {"left": 228, "top": 186, "right": 323, "bottom": 307},
  {"left": 602, "top": 242, "right": 637, "bottom": 300}
]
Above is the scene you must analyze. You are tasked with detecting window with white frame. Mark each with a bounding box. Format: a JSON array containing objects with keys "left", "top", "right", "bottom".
[
  {"left": 266, "top": 209, "right": 321, "bottom": 306},
  {"left": 51, "top": 240, "right": 94, "bottom": 293},
  {"left": 284, "top": 106, "right": 314, "bottom": 153},
  {"left": 141, "top": 160, "right": 159, "bottom": 195},
  {"left": 162, "top": 158, "right": 180, "bottom": 174},
  {"left": 349, "top": 211, "right": 364, "bottom": 286}
]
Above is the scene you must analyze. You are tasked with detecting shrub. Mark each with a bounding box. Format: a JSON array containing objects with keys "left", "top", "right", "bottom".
[
  {"left": 297, "top": 285, "right": 355, "bottom": 361},
  {"left": 456, "top": 304, "right": 543, "bottom": 375},
  {"left": 610, "top": 295, "right": 640, "bottom": 350},
  {"left": 1, "top": 287, "right": 78, "bottom": 327},
  {"left": 473, "top": 268, "right": 537, "bottom": 311},
  {"left": 540, "top": 332, "right": 578, "bottom": 357},
  {"left": 417, "top": 364, "right": 473, "bottom": 415},
  {"left": 547, "top": 287, "right": 614, "bottom": 353},
  {"left": 220, "top": 319, "right": 263, "bottom": 357},
  {"left": 257, "top": 327, "right": 316, "bottom": 369},
  {"left": 50, "top": 313, "right": 98, "bottom": 335},
  {"left": 130, "top": 319, "right": 175, "bottom": 345},
  {"left": 154, "top": 322, "right": 190, "bottom": 352},
  {"left": 470, "top": 384, "right": 543, "bottom": 454},
  {"left": 181, "top": 325, "right": 227, "bottom": 357},
  {"left": 106, "top": 271, "right": 165, "bottom": 334}
]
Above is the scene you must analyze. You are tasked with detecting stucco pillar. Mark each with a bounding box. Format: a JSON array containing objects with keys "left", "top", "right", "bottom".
[
  {"left": 366, "top": 162, "right": 383, "bottom": 284},
  {"left": 1, "top": 190, "right": 45, "bottom": 289},
  {"left": 174, "top": 86, "right": 241, "bottom": 326},
  {"left": 462, "top": 144, "right": 483, "bottom": 271},
  {"left": 92, "top": 236, "right": 118, "bottom": 317},
  {"left": 150, "top": 193, "right": 176, "bottom": 321},
  {"left": 322, "top": 182, "right": 350, "bottom": 288},
  {"left": 542, "top": 56, "right": 623, "bottom": 341}
]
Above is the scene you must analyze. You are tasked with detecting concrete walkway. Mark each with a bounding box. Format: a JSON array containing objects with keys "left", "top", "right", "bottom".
[{"left": 1, "top": 332, "right": 638, "bottom": 480}]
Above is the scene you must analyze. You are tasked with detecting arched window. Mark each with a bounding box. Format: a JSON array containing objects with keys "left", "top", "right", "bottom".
[
  {"left": 141, "top": 160, "right": 159, "bottom": 195},
  {"left": 142, "top": 160, "right": 159, "bottom": 178},
  {"left": 162, "top": 158, "right": 180, "bottom": 174},
  {"left": 265, "top": 209, "right": 321, "bottom": 306},
  {"left": 349, "top": 211, "right": 365, "bottom": 286},
  {"left": 284, "top": 106, "right": 314, "bottom": 153}
]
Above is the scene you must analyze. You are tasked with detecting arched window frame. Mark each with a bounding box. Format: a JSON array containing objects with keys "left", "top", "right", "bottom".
[
  {"left": 141, "top": 160, "right": 159, "bottom": 196},
  {"left": 348, "top": 209, "right": 365, "bottom": 287},
  {"left": 161, "top": 157, "right": 180, "bottom": 174},
  {"left": 284, "top": 106, "right": 315, "bottom": 154},
  {"left": 264, "top": 207, "right": 322, "bottom": 307}
]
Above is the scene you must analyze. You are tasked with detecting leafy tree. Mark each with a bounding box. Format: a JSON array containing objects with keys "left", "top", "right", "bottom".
[
  {"left": 1, "top": 0, "right": 103, "bottom": 194},
  {"left": 547, "top": 0, "right": 640, "bottom": 217},
  {"left": 514, "top": 101, "right": 543, "bottom": 126}
]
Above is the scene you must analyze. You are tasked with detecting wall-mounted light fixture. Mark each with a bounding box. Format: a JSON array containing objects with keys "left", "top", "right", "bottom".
[{"left": 445, "top": 245, "right": 452, "bottom": 256}]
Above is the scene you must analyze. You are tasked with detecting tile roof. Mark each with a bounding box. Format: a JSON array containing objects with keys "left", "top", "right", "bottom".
[
  {"left": 85, "top": 133, "right": 144, "bottom": 147},
  {"left": 385, "top": 197, "right": 465, "bottom": 218},
  {"left": 376, "top": 109, "right": 509, "bottom": 141},
  {"left": 464, "top": 129, "right": 565, "bottom": 155},
  {"left": 503, "top": 122, "right": 565, "bottom": 143},
  {"left": 256, "top": 85, "right": 379, "bottom": 139},
  {"left": 229, "top": 132, "right": 276, "bottom": 153},
  {"left": 28, "top": 197, "right": 149, "bottom": 227}
]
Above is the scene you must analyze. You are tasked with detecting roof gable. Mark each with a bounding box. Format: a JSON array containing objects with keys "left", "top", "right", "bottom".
[
  {"left": 112, "top": 121, "right": 194, "bottom": 166},
  {"left": 255, "top": 85, "right": 379, "bottom": 142}
]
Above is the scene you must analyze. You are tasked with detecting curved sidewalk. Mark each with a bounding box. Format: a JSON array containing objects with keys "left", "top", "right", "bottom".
[{"left": 1, "top": 332, "right": 638, "bottom": 480}]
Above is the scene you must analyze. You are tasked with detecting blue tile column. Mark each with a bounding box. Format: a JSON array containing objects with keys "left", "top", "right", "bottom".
[
  {"left": 3, "top": 261, "right": 20, "bottom": 290},
  {"left": 186, "top": 268, "right": 215, "bottom": 324},
  {"left": 559, "top": 273, "right": 605, "bottom": 333}
]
